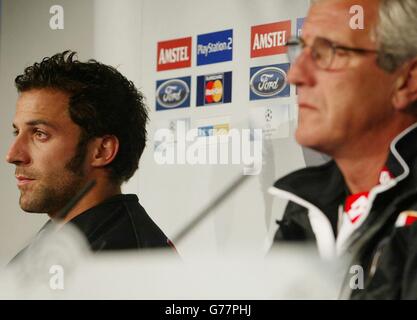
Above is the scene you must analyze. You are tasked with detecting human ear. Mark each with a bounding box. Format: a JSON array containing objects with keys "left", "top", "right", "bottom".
[
  {"left": 90, "top": 135, "right": 119, "bottom": 168},
  {"left": 392, "top": 58, "right": 417, "bottom": 111}
]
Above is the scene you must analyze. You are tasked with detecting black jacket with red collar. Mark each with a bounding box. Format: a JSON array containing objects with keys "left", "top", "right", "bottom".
[{"left": 270, "top": 123, "right": 417, "bottom": 299}]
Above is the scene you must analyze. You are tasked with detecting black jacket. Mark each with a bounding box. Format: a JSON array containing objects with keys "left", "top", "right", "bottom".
[
  {"left": 9, "top": 194, "right": 172, "bottom": 265},
  {"left": 69, "top": 194, "right": 171, "bottom": 251},
  {"left": 270, "top": 123, "right": 417, "bottom": 299}
]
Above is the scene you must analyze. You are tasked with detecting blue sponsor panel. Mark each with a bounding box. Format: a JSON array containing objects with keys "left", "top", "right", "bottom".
[
  {"left": 156, "top": 76, "right": 191, "bottom": 111},
  {"left": 198, "top": 125, "right": 215, "bottom": 137},
  {"left": 196, "top": 71, "right": 232, "bottom": 107},
  {"left": 296, "top": 18, "right": 305, "bottom": 38},
  {"left": 295, "top": 18, "right": 304, "bottom": 96},
  {"left": 197, "top": 29, "right": 233, "bottom": 66},
  {"left": 249, "top": 63, "right": 290, "bottom": 101},
  {"left": 197, "top": 123, "right": 229, "bottom": 137}
]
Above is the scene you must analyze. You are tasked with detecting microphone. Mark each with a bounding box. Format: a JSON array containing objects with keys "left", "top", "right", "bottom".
[
  {"left": 54, "top": 179, "right": 96, "bottom": 221},
  {"left": 39, "top": 179, "right": 96, "bottom": 234}
]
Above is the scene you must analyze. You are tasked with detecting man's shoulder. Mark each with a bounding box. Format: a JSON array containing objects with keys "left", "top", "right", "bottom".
[
  {"left": 273, "top": 160, "right": 339, "bottom": 191},
  {"left": 271, "top": 160, "right": 345, "bottom": 209},
  {"left": 70, "top": 194, "right": 170, "bottom": 251},
  {"left": 352, "top": 219, "right": 417, "bottom": 299},
  {"left": 120, "top": 194, "right": 170, "bottom": 247}
]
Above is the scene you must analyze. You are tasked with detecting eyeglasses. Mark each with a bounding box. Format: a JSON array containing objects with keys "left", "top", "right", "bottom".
[{"left": 286, "top": 36, "right": 379, "bottom": 70}]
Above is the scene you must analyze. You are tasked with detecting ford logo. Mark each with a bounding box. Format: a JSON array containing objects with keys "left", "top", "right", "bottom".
[
  {"left": 250, "top": 67, "right": 287, "bottom": 97},
  {"left": 156, "top": 79, "right": 190, "bottom": 108}
]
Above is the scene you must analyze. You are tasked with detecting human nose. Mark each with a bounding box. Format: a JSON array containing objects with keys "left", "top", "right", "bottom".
[
  {"left": 6, "top": 134, "right": 31, "bottom": 166},
  {"left": 287, "top": 47, "right": 316, "bottom": 87}
]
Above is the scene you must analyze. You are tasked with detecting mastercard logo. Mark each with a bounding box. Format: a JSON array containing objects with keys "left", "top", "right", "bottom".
[
  {"left": 196, "top": 71, "right": 232, "bottom": 107},
  {"left": 205, "top": 79, "right": 224, "bottom": 104}
]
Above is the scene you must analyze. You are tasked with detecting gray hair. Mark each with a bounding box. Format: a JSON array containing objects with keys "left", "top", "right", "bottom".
[
  {"left": 309, "top": 0, "right": 417, "bottom": 71},
  {"left": 377, "top": 0, "right": 417, "bottom": 72}
]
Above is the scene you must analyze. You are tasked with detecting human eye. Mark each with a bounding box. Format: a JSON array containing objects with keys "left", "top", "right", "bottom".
[
  {"left": 334, "top": 48, "right": 350, "bottom": 57},
  {"left": 299, "top": 38, "right": 307, "bottom": 49},
  {"left": 286, "top": 37, "right": 301, "bottom": 46},
  {"left": 33, "top": 128, "right": 49, "bottom": 141}
]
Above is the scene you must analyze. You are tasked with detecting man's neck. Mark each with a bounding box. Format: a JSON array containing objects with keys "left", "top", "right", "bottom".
[
  {"left": 49, "top": 180, "right": 122, "bottom": 224},
  {"left": 334, "top": 119, "right": 416, "bottom": 194},
  {"left": 336, "top": 152, "right": 388, "bottom": 194}
]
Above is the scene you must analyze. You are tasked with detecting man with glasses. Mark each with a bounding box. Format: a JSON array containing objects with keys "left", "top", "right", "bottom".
[{"left": 270, "top": 0, "right": 417, "bottom": 299}]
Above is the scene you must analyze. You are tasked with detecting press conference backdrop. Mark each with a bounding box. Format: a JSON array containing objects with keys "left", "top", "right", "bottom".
[
  {"left": 0, "top": 0, "right": 323, "bottom": 265},
  {"left": 132, "top": 0, "right": 321, "bottom": 258}
]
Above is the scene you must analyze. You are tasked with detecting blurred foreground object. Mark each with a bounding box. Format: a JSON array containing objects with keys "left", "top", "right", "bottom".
[{"left": 1, "top": 240, "right": 346, "bottom": 299}]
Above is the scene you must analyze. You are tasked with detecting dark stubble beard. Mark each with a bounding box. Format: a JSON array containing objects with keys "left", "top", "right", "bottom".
[{"left": 18, "top": 135, "right": 90, "bottom": 216}]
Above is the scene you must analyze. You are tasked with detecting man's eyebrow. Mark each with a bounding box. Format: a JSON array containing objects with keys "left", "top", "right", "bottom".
[{"left": 12, "top": 120, "right": 58, "bottom": 130}]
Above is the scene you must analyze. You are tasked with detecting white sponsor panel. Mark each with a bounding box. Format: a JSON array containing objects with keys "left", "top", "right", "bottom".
[
  {"left": 154, "top": 118, "right": 191, "bottom": 151},
  {"left": 194, "top": 116, "right": 231, "bottom": 143},
  {"left": 250, "top": 105, "right": 290, "bottom": 140}
]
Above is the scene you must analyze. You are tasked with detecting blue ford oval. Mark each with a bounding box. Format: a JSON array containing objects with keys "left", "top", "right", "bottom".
[
  {"left": 156, "top": 79, "right": 190, "bottom": 109},
  {"left": 250, "top": 67, "right": 287, "bottom": 98}
]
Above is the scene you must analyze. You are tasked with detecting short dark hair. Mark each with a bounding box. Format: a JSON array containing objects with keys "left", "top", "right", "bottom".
[{"left": 15, "top": 50, "right": 149, "bottom": 184}]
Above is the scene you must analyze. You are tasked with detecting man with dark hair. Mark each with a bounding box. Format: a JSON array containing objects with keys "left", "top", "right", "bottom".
[
  {"left": 270, "top": 0, "right": 417, "bottom": 299},
  {"left": 6, "top": 50, "right": 171, "bottom": 254}
]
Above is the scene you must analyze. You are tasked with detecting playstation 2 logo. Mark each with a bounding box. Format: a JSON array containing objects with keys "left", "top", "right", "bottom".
[
  {"left": 297, "top": 17, "right": 305, "bottom": 38},
  {"left": 197, "top": 29, "right": 233, "bottom": 66}
]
